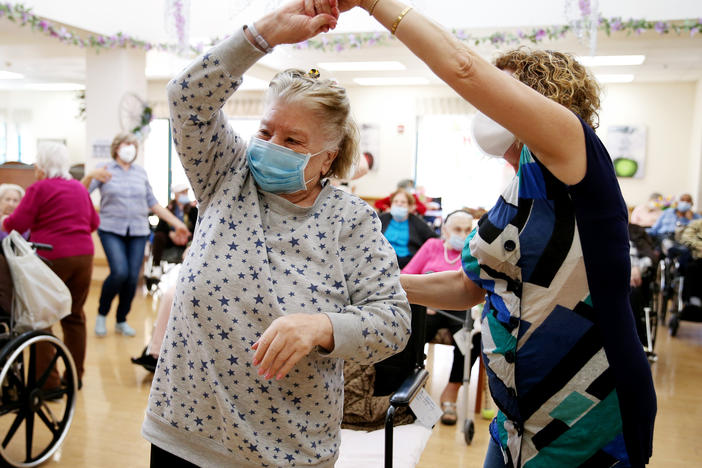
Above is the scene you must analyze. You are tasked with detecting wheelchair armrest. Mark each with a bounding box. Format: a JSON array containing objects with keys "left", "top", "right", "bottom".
[{"left": 389, "top": 368, "right": 429, "bottom": 407}]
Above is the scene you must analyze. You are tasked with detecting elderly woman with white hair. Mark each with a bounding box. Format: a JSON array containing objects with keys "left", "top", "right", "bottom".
[
  {"left": 0, "top": 183, "right": 25, "bottom": 240},
  {"left": 2, "top": 142, "right": 100, "bottom": 389}
]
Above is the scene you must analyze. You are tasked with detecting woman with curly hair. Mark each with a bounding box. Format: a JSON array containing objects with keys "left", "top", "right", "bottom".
[{"left": 329, "top": 1, "right": 657, "bottom": 466}]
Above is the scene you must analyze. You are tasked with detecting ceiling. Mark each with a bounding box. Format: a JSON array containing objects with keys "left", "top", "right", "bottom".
[{"left": 0, "top": 1, "right": 701, "bottom": 91}]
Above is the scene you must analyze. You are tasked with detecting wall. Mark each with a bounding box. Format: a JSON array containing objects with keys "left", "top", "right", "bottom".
[
  {"left": 0, "top": 90, "right": 86, "bottom": 165},
  {"left": 597, "top": 81, "right": 697, "bottom": 206}
]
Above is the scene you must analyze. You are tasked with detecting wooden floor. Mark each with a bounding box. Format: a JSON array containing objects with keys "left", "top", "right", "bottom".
[{"left": 28, "top": 282, "right": 702, "bottom": 467}]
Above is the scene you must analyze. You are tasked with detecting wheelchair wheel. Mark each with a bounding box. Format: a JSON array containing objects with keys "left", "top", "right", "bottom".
[
  {"left": 463, "top": 419, "right": 474, "bottom": 445},
  {"left": 0, "top": 331, "right": 77, "bottom": 467}
]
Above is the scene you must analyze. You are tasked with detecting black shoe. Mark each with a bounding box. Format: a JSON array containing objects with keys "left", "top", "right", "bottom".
[
  {"left": 131, "top": 347, "right": 157, "bottom": 373},
  {"left": 60, "top": 376, "right": 82, "bottom": 391}
]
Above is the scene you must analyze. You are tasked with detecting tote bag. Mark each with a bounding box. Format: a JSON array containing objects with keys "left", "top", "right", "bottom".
[{"left": 1, "top": 231, "right": 71, "bottom": 331}]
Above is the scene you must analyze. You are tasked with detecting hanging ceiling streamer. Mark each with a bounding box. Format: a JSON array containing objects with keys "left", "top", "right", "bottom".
[
  {"left": 164, "top": 0, "right": 191, "bottom": 53},
  {"left": 564, "top": 0, "right": 600, "bottom": 55}
]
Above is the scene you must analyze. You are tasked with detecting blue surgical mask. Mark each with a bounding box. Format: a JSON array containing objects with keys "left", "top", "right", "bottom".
[
  {"left": 447, "top": 234, "right": 466, "bottom": 252},
  {"left": 677, "top": 201, "right": 692, "bottom": 212},
  {"left": 390, "top": 206, "right": 409, "bottom": 222},
  {"left": 177, "top": 195, "right": 190, "bottom": 205},
  {"left": 246, "top": 137, "right": 324, "bottom": 194}
]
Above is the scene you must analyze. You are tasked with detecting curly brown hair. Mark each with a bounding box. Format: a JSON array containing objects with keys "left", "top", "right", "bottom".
[{"left": 494, "top": 48, "right": 601, "bottom": 129}]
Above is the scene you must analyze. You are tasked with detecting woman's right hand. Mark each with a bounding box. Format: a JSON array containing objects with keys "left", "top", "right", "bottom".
[
  {"left": 89, "top": 168, "right": 112, "bottom": 183},
  {"left": 255, "top": 0, "right": 340, "bottom": 47}
]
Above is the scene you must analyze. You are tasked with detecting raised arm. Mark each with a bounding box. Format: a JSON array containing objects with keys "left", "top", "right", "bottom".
[
  {"left": 340, "top": 0, "right": 586, "bottom": 184},
  {"left": 168, "top": 1, "right": 339, "bottom": 209}
]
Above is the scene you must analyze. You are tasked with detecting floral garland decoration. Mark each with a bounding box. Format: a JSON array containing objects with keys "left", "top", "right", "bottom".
[
  {"left": 0, "top": 2, "right": 700, "bottom": 56},
  {"left": 132, "top": 104, "right": 153, "bottom": 139}
]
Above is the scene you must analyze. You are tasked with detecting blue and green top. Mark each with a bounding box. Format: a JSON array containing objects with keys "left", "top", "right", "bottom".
[{"left": 463, "top": 117, "right": 656, "bottom": 467}]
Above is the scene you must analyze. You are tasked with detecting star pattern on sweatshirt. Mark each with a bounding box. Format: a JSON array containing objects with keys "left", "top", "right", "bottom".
[{"left": 147, "top": 45, "right": 410, "bottom": 467}]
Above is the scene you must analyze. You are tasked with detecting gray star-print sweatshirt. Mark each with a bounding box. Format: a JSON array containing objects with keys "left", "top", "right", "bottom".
[{"left": 141, "top": 28, "right": 411, "bottom": 467}]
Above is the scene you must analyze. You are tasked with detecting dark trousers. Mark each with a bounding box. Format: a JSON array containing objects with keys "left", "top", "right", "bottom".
[
  {"left": 97, "top": 230, "right": 148, "bottom": 322},
  {"left": 37, "top": 254, "right": 92, "bottom": 386},
  {"left": 150, "top": 444, "right": 198, "bottom": 467},
  {"left": 426, "top": 309, "right": 480, "bottom": 383}
]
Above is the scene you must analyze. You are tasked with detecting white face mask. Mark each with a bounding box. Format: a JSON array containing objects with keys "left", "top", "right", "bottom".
[
  {"left": 118, "top": 144, "right": 137, "bottom": 163},
  {"left": 470, "top": 111, "right": 515, "bottom": 158}
]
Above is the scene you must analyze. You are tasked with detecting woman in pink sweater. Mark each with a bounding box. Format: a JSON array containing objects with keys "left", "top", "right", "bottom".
[
  {"left": 402, "top": 209, "right": 477, "bottom": 425},
  {"left": 2, "top": 143, "right": 99, "bottom": 389}
]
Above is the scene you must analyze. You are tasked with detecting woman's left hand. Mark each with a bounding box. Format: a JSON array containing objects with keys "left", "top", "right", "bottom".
[
  {"left": 252, "top": 313, "right": 334, "bottom": 380},
  {"left": 255, "top": 0, "right": 339, "bottom": 47}
]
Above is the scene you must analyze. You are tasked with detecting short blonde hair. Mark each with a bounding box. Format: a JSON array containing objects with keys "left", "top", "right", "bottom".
[
  {"left": 265, "top": 69, "right": 359, "bottom": 179},
  {"left": 110, "top": 133, "right": 139, "bottom": 160},
  {"left": 494, "top": 48, "right": 601, "bottom": 129},
  {"left": 36, "top": 142, "right": 71, "bottom": 179}
]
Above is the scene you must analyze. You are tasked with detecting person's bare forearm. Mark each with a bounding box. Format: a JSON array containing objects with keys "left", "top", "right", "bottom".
[
  {"left": 401, "top": 270, "right": 484, "bottom": 310},
  {"left": 151, "top": 204, "right": 183, "bottom": 228}
]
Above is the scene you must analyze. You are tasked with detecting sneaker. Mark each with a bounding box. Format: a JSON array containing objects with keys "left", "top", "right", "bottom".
[
  {"left": 115, "top": 321, "right": 136, "bottom": 337},
  {"left": 95, "top": 315, "right": 107, "bottom": 337}
]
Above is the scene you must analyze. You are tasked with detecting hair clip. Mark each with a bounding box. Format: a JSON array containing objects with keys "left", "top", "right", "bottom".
[{"left": 308, "top": 68, "right": 320, "bottom": 79}]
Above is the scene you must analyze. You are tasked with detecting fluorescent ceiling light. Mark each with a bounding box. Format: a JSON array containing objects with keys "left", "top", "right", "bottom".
[
  {"left": 578, "top": 55, "right": 645, "bottom": 67},
  {"left": 318, "top": 61, "right": 406, "bottom": 71},
  {"left": 353, "top": 77, "right": 429, "bottom": 86},
  {"left": 0, "top": 70, "right": 24, "bottom": 80},
  {"left": 24, "top": 82, "right": 85, "bottom": 91},
  {"left": 595, "top": 74, "right": 634, "bottom": 83}
]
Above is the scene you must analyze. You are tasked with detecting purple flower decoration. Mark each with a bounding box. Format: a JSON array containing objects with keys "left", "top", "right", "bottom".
[
  {"left": 611, "top": 19, "right": 623, "bottom": 31},
  {"left": 534, "top": 29, "right": 546, "bottom": 41},
  {"left": 578, "top": 0, "right": 591, "bottom": 16},
  {"left": 654, "top": 21, "right": 667, "bottom": 34},
  {"left": 38, "top": 20, "right": 48, "bottom": 31},
  {"left": 335, "top": 43, "right": 344, "bottom": 52}
]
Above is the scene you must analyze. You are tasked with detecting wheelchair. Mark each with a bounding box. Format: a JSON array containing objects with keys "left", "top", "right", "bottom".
[
  {"left": 634, "top": 269, "right": 659, "bottom": 363},
  {"left": 0, "top": 241, "right": 77, "bottom": 467}
]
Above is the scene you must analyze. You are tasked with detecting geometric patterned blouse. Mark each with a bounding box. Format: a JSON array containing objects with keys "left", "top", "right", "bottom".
[{"left": 462, "top": 118, "right": 656, "bottom": 467}]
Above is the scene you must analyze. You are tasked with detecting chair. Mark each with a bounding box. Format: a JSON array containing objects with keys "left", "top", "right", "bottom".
[{"left": 337, "top": 303, "right": 432, "bottom": 468}]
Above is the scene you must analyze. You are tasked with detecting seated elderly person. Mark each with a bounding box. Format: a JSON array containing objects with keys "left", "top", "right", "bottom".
[
  {"left": 0, "top": 184, "right": 25, "bottom": 240},
  {"left": 630, "top": 192, "right": 663, "bottom": 228},
  {"left": 402, "top": 209, "right": 480, "bottom": 425},
  {"left": 379, "top": 188, "right": 437, "bottom": 269},
  {"left": 148, "top": 183, "right": 197, "bottom": 278},
  {"left": 647, "top": 193, "right": 700, "bottom": 239},
  {"left": 141, "top": 4, "right": 411, "bottom": 466}
]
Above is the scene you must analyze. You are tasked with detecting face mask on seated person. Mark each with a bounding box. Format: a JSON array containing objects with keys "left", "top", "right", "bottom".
[
  {"left": 677, "top": 201, "right": 692, "bottom": 212},
  {"left": 470, "top": 111, "right": 515, "bottom": 158},
  {"left": 177, "top": 195, "right": 190, "bottom": 205},
  {"left": 246, "top": 137, "right": 327, "bottom": 194},
  {"left": 390, "top": 206, "right": 409, "bottom": 222},
  {"left": 447, "top": 234, "right": 466, "bottom": 252}
]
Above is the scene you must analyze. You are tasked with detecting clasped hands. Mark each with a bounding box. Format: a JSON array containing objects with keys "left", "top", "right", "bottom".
[{"left": 256, "top": 0, "right": 372, "bottom": 48}]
